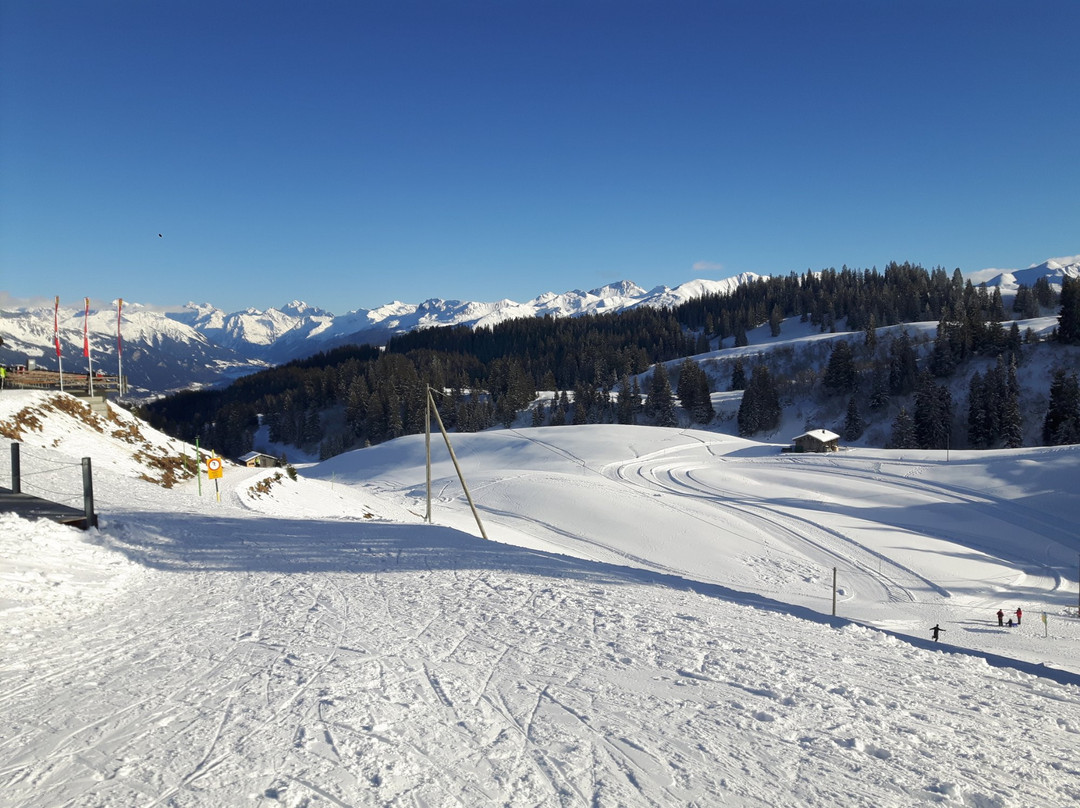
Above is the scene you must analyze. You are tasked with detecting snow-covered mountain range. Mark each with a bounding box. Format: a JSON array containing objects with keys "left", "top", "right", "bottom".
[
  {"left": 0, "top": 276, "right": 758, "bottom": 396},
  {"left": 2, "top": 258, "right": 1077, "bottom": 397}
]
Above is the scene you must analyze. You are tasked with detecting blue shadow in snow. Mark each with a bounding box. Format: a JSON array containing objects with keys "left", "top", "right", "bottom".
[{"left": 95, "top": 508, "right": 1080, "bottom": 689}]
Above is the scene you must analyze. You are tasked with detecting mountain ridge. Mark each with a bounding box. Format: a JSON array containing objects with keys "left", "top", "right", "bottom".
[
  {"left": 1, "top": 259, "right": 1076, "bottom": 397},
  {"left": 0, "top": 275, "right": 762, "bottom": 395}
]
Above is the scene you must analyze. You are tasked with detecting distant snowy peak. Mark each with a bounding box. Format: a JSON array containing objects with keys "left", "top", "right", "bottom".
[
  {"left": 967, "top": 256, "right": 1080, "bottom": 294},
  {"left": 589, "top": 280, "right": 648, "bottom": 299},
  {"left": 173, "top": 302, "right": 227, "bottom": 330},
  {"left": 637, "top": 274, "right": 762, "bottom": 308},
  {"left": 279, "top": 300, "right": 329, "bottom": 317}
]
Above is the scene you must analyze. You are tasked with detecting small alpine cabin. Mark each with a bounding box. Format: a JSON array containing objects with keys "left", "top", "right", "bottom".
[
  {"left": 790, "top": 429, "right": 840, "bottom": 453},
  {"left": 239, "top": 451, "right": 279, "bottom": 468}
]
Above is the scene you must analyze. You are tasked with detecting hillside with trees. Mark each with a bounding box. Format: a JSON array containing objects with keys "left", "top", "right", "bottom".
[{"left": 138, "top": 262, "right": 1080, "bottom": 460}]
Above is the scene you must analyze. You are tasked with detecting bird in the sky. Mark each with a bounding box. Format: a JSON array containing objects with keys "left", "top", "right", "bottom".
[{"left": 158, "top": 233, "right": 163, "bottom": 238}]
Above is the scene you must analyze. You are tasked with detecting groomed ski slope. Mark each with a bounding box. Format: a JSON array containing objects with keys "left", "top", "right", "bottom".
[{"left": 1, "top": 392, "right": 1079, "bottom": 807}]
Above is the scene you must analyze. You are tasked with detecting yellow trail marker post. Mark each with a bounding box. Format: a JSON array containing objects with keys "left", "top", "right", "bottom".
[{"left": 206, "top": 456, "right": 223, "bottom": 502}]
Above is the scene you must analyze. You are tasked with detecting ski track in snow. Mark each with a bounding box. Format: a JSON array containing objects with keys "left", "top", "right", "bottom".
[{"left": 1, "top": 398, "right": 1080, "bottom": 807}]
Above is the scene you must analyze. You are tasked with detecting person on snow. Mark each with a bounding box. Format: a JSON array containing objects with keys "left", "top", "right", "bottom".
[
  {"left": 931, "top": 624, "right": 945, "bottom": 642},
  {"left": 1015, "top": 607, "right": 1023, "bottom": 626},
  {"left": 1007, "top": 617, "right": 1014, "bottom": 627},
  {"left": 997, "top": 609, "right": 1004, "bottom": 626}
]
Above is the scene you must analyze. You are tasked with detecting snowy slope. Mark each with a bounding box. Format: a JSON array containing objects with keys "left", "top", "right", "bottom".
[{"left": 1, "top": 391, "right": 1079, "bottom": 807}]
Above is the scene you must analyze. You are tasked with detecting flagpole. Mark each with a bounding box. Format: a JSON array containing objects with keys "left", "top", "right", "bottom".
[
  {"left": 84, "top": 297, "right": 94, "bottom": 396},
  {"left": 55, "top": 296, "right": 65, "bottom": 392},
  {"left": 117, "top": 298, "right": 123, "bottom": 397}
]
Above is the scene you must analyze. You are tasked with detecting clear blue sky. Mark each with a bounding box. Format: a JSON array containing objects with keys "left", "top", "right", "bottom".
[{"left": 2, "top": 0, "right": 1078, "bottom": 314}]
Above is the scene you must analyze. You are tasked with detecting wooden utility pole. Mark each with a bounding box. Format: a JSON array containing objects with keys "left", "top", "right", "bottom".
[
  {"left": 425, "top": 391, "right": 432, "bottom": 522},
  {"left": 832, "top": 567, "right": 837, "bottom": 617},
  {"left": 426, "top": 388, "right": 488, "bottom": 540}
]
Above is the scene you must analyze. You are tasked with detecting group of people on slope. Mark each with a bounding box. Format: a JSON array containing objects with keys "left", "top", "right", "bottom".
[
  {"left": 931, "top": 606, "right": 1023, "bottom": 643},
  {"left": 997, "top": 607, "right": 1023, "bottom": 628}
]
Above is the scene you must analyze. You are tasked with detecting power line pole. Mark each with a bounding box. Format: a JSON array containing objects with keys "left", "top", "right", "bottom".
[
  {"left": 425, "top": 388, "right": 488, "bottom": 540},
  {"left": 425, "top": 390, "right": 432, "bottom": 523},
  {"left": 832, "top": 567, "right": 837, "bottom": 617}
]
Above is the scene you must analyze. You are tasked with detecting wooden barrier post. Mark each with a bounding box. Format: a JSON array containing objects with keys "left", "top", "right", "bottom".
[
  {"left": 82, "top": 457, "right": 97, "bottom": 528},
  {"left": 10, "top": 442, "right": 21, "bottom": 494}
]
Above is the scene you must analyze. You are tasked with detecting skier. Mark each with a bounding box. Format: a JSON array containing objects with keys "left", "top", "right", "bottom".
[
  {"left": 1015, "top": 607, "right": 1023, "bottom": 626},
  {"left": 1007, "top": 617, "right": 1014, "bottom": 628},
  {"left": 996, "top": 609, "right": 1004, "bottom": 626},
  {"left": 931, "top": 624, "right": 945, "bottom": 642}
]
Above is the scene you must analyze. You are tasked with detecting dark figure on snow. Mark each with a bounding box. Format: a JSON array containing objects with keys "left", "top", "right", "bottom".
[
  {"left": 1007, "top": 618, "right": 1014, "bottom": 628},
  {"left": 931, "top": 624, "right": 945, "bottom": 642},
  {"left": 1015, "top": 607, "right": 1023, "bottom": 626},
  {"left": 997, "top": 609, "right": 1004, "bottom": 626}
]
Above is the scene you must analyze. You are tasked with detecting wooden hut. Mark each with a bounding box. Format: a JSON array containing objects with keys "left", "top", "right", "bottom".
[
  {"left": 238, "top": 451, "right": 279, "bottom": 468},
  {"left": 790, "top": 429, "right": 840, "bottom": 453}
]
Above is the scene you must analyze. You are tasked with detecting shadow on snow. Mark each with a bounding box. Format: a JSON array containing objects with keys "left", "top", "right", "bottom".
[{"left": 95, "top": 508, "right": 1080, "bottom": 689}]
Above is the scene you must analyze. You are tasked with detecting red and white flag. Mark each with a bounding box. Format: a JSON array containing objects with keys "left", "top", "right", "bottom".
[
  {"left": 83, "top": 297, "right": 91, "bottom": 358},
  {"left": 54, "top": 296, "right": 62, "bottom": 357}
]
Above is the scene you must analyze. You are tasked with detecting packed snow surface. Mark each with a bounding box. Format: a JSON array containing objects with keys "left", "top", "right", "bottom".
[{"left": 1, "top": 391, "right": 1079, "bottom": 807}]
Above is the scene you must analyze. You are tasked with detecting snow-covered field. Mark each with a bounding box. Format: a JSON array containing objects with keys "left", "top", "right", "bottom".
[{"left": 1, "top": 391, "right": 1079, "bottom": 807}]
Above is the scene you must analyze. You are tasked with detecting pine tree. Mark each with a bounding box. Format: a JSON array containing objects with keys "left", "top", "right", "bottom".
[
  {"left": 549, "top": 397, "right": 566, "bottom": 426},
  {"left": 692, "top": 369, "right": 715, "bottom": 424},
  {"left": 769, "top": 305, "right": 783, "bottom": 337},
  {"left": 1036, "top": 276, "right": 1056, "bottom": 307},
  {"left": 914, "top": 371, "right": 952, "bottom": 450},
  {"left": 888, "top": 407, "right": 916, "bottom": 449},
  {"left": 730, "top": 358, "right": 746, "bottom": 391},
  {"left": 929, "top": 319, "right": 957, "bottom": 377},
  {"left": 967, "top": 371, "right": 987, "bottom": 448},
  {"left": 645, "top": 364, "right": 677, "bottom": 427},
  {"left": 1057, "top": 276, "right": 1080, "bottom": 344},
  {"left": 676, "top": 359, "right": 701, "bottom": 413},
  {"left": 616, "top": 376, "right": 636, "bottom": 424},
  {"left": 1014, "top": 285, "right": 1039, "bottom": 319},
  {"left": 572, "top": 381, "right": 598, "bottom": 425},
  {"left": 1043, "top": 369, "right": 1080, "bottom": 445},
  {"left": 868, "top": 368, "right": 890, "bottom": 411},
  {"left": 303, "top": 409, "right": 322, "bottom": 444},
  {"left": 823, "top": 340, "right": 857, "bottom": 394},
  {"left": 1002, "top": 357, "right": 1023, "bottom": 449},
  {"left": 888, "top": 331, "right": 918, "bottom": 396},
  {"left": 842, "top": 396, "right": 865, "bottom": 441},
  {"left": 864, "top": 314, "right": 878, "bottom": 349},
  {"left": 737, "top": 365, "right": 781, "bottom": 436}
]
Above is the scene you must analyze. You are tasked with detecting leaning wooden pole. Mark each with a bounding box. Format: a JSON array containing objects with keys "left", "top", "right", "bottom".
[
  {"left": 832, "top": 567, "right": 838, "bottom": 617},
  {"left": 425, "top": 390, "right": 432, "bottom": 523},
  {"left": 427, "top": 389, "right": 488, "bottom": 540}
]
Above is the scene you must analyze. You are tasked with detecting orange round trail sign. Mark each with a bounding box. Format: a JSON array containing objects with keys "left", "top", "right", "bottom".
[{"left": 206, "top": 457, "right": 223, "bottom": 479}]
